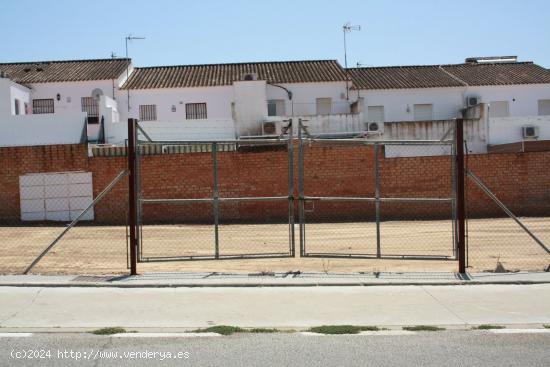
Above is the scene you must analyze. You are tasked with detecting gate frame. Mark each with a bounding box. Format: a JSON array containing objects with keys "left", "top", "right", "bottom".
[
  {"left": 297, "top": 118, "right": 460, "bottom": 262},
  {"left": 132, "top": 119, "right": 296, "bottom": 262}
]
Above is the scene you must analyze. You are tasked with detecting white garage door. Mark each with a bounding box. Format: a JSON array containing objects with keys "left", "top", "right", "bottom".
[{"left": 19, "top": 172, "right": 94, "bottom": 222}]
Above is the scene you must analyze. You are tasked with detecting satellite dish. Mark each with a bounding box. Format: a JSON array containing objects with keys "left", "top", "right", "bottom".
[{"left": 91, "top": 88, "right": 104, "bottom": 101}]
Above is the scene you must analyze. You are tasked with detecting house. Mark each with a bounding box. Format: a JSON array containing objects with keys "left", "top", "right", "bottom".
[
  {"left": 0, "top": 58, "right": 131, "bottom": 146},
  {"left": 348, "top": 57, "right": 550, "bottom": 150},
  {"left": 119, "top": 60, "right": 351, "bottom": 138}
]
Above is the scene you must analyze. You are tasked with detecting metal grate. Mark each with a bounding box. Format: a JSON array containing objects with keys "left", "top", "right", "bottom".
[
  {"left": 139, "top": 105, "right": 157, "bottom": 121},
  {"left": 32, "top": 99, "right": 54, "bottom": 114},
  {"left": 81, "top": 97, "right": 99, "bottom": 118},
  {"left": 185, "top": 103, "right": 207, "bottom": 119}
]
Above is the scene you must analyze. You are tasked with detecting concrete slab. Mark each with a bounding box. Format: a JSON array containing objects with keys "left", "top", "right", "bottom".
[{"left": 0, "top": 284, "right": 549, "bottom": 329}]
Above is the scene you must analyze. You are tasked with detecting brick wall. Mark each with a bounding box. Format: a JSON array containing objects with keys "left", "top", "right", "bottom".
[{"left": 0, "top": 143, "right": 548, "bottom": 224}]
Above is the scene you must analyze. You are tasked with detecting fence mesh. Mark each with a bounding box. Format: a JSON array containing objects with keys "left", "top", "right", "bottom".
[
  {"left": 466, "top": 170, "right": 550, "bottom": 272},
  {"left": 0, "top": 171, "right": 129, "bottom": 275}
]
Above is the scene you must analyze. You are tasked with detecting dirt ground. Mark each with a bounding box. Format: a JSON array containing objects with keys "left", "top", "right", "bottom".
[{"left": 1, "top": 217, "right": 548, "bottom": 275}]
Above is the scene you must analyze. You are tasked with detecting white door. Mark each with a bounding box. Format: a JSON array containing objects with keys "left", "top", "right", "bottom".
[
  {"left": 367, "top": 106, "right": 385, "bottom": 122},
  {"left": 20, "top": 172, "right": 94, "bottom": 222},
  {"left": 413, "top": 104, "right": 433, "bottom": 121},
  {"left": 489, "top": 101, "right": 509, "bottom": 118},
  {"left": 538, "top": 100, "right": 550, "bottom": 116}
]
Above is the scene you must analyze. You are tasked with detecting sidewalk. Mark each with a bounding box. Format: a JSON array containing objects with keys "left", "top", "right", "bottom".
[
  {"left": 1, "top": 282, "right": 549, "bottom": 330},
  {"left": 0, "top": 272, "right": 549, "bottom": 287}
]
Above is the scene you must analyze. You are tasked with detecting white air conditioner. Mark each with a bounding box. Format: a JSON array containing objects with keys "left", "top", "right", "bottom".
[
  {"left": 262, "top": 120, "right": 282, "bottom": 136},
  {"left": 466, "top": 95, "right": 481, "bottom": 107},
  {"left": 364, "top": 121, "right": 384, "bottom": 134},
  {"left": 522, "top": 125, "right": 539, "bottom": 139},
  {"left": 243, "top": 73, "right": 258, "bottom": 81}
]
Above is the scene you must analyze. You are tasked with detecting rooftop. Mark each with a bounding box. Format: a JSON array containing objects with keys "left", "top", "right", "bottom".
[
  {"left": 0, "top": 58, "right": 131, "bottom": 84},
  {"left": 121, "top": 60, "right": 347, "bottom": 89},
  {"left": 349, "top": 61, "right": 550, "bottom": 89}
]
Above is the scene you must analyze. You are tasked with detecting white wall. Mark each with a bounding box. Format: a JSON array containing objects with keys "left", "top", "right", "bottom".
[
  {"left": 0, "top": 112, "right": 86, "bottom": 147},
  {"left": 359, "top": 83, "right": 550, "bottom": 123},
  {"left": 27, "top": 80, "right": 116, "bottom": 115},
  {"left": 138, "top": 120, "right": 236, "bottom": 141},
  {"left": 468, "top": 84, "right": 550, "bottom": 117},
  {"left": 360, "top": 87, "right": 465, "bottom": 122},
  {"left": 0, "top": 78, "right": 31, "bottom": 116},
  {"left": 267, "top": 81, "right": 349, "bottom": 116},
  {"left": 489, "top": 115, "right": 550, "bottom": 145},
  {"left": 122, "top": 85, "right": 234, "bottom": 123}
]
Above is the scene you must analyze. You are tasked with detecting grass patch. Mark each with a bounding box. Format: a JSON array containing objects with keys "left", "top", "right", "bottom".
[
  {"left": 90, "top": 327, "right": 127, "bottom": 335},
  {"left": 309, "top": 325, "right": 362, "bottom": 334},
  {"left": 402, "top": 325, "right": 445, "bottom": 332},
  {"left": 473, "top": 324, "right": 506, "bottom": 330},
  {"left": 543, "top": 325, "right": 550, "bottom": 329},
  {"left": 248, "top": 328, "right": 279, "bottom": 333},
  {"left": 191, "top": 326, "right": 246, "bottom": 335}
]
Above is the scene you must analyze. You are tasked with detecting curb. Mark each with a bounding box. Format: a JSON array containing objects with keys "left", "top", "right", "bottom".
[{"left": 0, "top": 280, "right": 549, "bottom": 288}]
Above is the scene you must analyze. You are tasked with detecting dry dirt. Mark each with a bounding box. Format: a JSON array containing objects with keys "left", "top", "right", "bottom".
[{"left": 1, "top": 217, "right": 548, "bottom": 275}]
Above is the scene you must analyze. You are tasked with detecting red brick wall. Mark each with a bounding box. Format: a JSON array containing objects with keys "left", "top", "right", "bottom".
[{"left": 0, "top": 143, "right": 549, "bottom": 224}]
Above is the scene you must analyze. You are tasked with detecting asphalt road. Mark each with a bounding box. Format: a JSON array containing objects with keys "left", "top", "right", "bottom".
[{"left": 1, "top": 331, "right": 549, "bottom": 367}]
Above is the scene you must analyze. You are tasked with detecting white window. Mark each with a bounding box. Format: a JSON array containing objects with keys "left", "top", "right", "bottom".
[
  {"left": 186, "top": 103, "right": 207, "bottom": 119},
  {"left": 139, "top": 105, "right": 157, "bottom": 121},
  {"left": 316, "top": 98, "right": 332, "bottom": 115},
  {"left": 413, "top": 104, "right": 433, "bottom": 121},
  {"left": 267, "top": 100, "right": 286, "bottom": 116},
  {"left": 14, "top": 99, "right": 20, "bottom": 115},
  {"left": 538, "top": 100, "right": 550, "bottom": 116},
  {"left": 367, "top": 106, "right": 385, "bottom": 122},
  {"left": 489, "top": 101, "right": 509, "bottom": 118}
]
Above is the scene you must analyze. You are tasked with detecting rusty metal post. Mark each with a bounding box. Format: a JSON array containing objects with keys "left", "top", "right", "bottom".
[
  {"left": 127, "top": 118, "right": 138, "bottom": 275},
  {"left": 455, "top": 118, "right": 466, "bottom": 274}
]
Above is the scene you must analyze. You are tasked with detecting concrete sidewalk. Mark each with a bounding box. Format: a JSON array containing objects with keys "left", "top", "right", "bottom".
[
  {"left": 0, "top": 284, "right": 549, "bottom": 330},
  {"left": 0, "top": 271, "right": 549, "bottom": 287}
]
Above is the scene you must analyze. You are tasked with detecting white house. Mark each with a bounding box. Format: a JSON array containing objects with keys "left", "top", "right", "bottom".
[
  {"left": 120, "top": 60, "right": 353, "bottom": 139},
  {"left": 348, "top": 56, "right": 550, "bottom": 148},
  {"left": 0, "top": 58, "right": 131, "bottom": 146}
]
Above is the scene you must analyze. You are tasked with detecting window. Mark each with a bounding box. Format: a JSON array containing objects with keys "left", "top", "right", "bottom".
[
  {"left": 367, "top": 106, "right": 384, "bottom": 122},
  {"left": 538, "top": 100, "right": 550, "bottom": 116},
  {"left": 413, "top": 104, "right": 433, "bottom": 121},
  {"left": 186, "top": 103, "right": 207, "bottom": 119},
  {"left": 267, "top": 100, "right": 286, "bottom": 116},
  {"left": 316, "top": 98, "right": 332, "bottom": 115},
  {"left": 32, "top": 99, "right": 54, "bottom": 114},
  {"left": 489, "top": 101, "right": 509, "bottom": 118},
  {"left": 14, "top": 99, "right": 20, "bottom": 115},
  {"left": 139, "top": 105, "right": 157, "bottom": 121},
  {"left": 81, "top": 97, "right": 99, "bottom": 123}
]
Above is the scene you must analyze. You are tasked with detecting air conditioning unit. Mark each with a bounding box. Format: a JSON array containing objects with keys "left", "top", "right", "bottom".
[
  {"left": 466, "top": 96, "right": 481, "bottom": 107},
  {"left": 364, "top": 121, "right": 384, "bottom": 134},
  {"left": 522, "top": 125, "right": 539, "bottom": 139},
  {"left": 243, "top": 73, "right": 258, "bottom": 81},
  {"left": 262, "top": 120, "right": 282, "bottom": 136}
]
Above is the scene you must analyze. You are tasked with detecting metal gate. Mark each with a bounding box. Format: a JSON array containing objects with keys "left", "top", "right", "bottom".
[
  {"left": 296, "top": 120, "right": 458, "bottom": 261},
  {"left": 134, "top": 121, "right": 295, "bottom": 261},
  {"left": 131, "top": 118, "right": 458, "bottom": 263}
]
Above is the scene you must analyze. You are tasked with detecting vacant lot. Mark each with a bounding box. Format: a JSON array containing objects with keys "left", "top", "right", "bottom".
[{"left": 1, "top": 217, "right": 548, "bottom": 274}]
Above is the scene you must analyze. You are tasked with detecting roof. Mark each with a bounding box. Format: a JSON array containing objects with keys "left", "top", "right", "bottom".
[
  {"left": 348, "top": 66, "right": 465, "bottom": 89},
  {"left": 0, "top": 58, "right": 131, "bottom": 84},
  {"left": 349, "top": 61, "right": 550, "bottom": 90},
  {"left": 122, "top": 60, "right": 347, "bottom": 89}
]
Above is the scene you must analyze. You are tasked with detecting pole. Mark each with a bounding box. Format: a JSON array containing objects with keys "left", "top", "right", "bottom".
[
  {"left": 455, "top": 118, "right": 466, "bottom": 274},
  {"left": 287, "top": 119, "right": 295, "bottom": 257},
  {"left": 212, "top": 142, "right": 220, "bottom": 259},
  {"left": 343, "top": 28, "right": 349, "bottom": 100},
  {"left": 127, "top": 118, "right": 138, "bottom": 275},
  {"left": 374, "top": 143, "right": 381, "bottom": 258}
]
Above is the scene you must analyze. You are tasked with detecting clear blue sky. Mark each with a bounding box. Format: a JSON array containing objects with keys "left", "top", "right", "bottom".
[{"left": 1, "top": 0, "right": 549, "bottom": 68}]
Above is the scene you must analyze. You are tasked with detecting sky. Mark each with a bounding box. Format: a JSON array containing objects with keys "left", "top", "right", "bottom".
[{"left": 1, "top": 0, "right": 549, "bottom": 68}]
